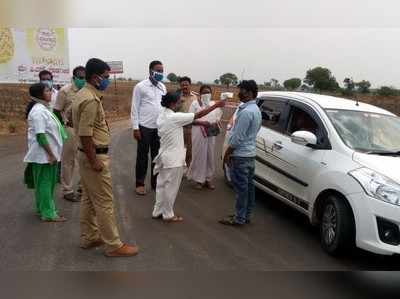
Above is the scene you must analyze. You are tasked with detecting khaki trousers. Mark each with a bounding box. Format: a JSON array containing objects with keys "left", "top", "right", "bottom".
[
  {"left": 78, "top": 152, "right": 123, "bottom": 252},
  {"left": 61, "top": 126, "right": 78, "bottom": 195}
]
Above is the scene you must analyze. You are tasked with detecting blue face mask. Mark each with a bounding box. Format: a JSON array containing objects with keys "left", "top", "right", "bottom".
[
  {"left": 152, "top": 71, "right": 164, "bottom": 82},
  {"left": 41, "top": 80, "right": 53, "bottom": 89},
  {"left": 96, "top": 76, "right": 110, "bottom": 91}
]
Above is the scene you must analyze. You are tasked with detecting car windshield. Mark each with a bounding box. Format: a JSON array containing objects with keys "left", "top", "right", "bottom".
[{"left": 326, "top": 109, "right": 400, "bottom": 153}]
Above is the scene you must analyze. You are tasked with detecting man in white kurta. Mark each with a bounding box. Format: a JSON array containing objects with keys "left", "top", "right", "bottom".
[{"left": 152, "top": 108, "right": 195, "bottom": 220}]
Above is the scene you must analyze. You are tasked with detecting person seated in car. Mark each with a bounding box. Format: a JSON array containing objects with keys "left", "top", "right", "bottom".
[{"left": 291, "top": 110, "right": 318, "bottom": 136}]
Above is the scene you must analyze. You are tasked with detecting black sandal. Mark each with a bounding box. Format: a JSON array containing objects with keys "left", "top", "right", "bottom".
[{"left": 219, "top": 216, "right": 243, "bottom": 226}]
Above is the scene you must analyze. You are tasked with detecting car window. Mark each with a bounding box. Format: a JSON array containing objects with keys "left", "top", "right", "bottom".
[
  {"left": 326, "top": 110, "right": 400, "bottom": 152},
  {"left": 287, "top": 106, "right": 319, "bottom": 136},
  {"left": 287, "top": 104, "right": 331, "bottom": 148},
  {"left": 260, "top": 99, "right": 288, "bottom": 133}
]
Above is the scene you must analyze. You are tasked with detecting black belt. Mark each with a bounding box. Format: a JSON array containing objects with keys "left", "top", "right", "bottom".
[{"left": 79, "top": 147, "right": 109, "bottom": 155}]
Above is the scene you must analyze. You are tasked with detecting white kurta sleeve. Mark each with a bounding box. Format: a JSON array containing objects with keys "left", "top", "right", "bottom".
[
  {"left": 171, "top": 112, "right": 195, "bottom": 127},
  {"left": 188, "top": 101, "right": 198, "bottom": 113}
]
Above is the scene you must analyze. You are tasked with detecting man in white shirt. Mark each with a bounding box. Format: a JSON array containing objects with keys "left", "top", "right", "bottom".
[
  {"left": 39, "top": 70, "right": 58, "bottom": 110},
  {"left": 152, "top": 92, "right": 225, "bottom": 222},
  {"left": 131, "top": 61, "right": 167, "bottom": 195}
]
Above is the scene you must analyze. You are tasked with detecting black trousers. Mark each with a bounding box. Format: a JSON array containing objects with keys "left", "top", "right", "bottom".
[{"left": 135, "top": 125, "right": 160, "bottom": 189}]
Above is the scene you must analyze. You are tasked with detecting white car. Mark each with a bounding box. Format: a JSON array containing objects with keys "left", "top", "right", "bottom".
[{"left": 223, "top": 92, "right": 400, "bottom": 256}]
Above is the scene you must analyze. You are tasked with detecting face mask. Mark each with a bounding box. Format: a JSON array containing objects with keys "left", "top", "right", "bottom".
[
  {"left": 73, "top": 78, "right": 85, "bottom": 90},
  {"left": 201, "top": 93, "right": 212, "bottom": 106},
  {"left": 41, "top": 80, "right": 53, "bottom": 89},
  {"left": 96, "top": 75, "right": 110, "bottom": 91},
  {"left": 152, "top": 71, "right": 164, "bottom": 82}
]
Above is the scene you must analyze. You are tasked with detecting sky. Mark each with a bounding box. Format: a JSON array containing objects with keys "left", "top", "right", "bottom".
[
  {"left": 69, "top": 28, "right": 400, "bottom": 88},
  {"left": 4, "top": 0, "right": 400, "bottom": 88}
]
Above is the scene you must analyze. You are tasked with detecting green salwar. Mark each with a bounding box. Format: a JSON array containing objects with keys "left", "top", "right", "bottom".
[{"left": 24, "top": 163, "right": 59, "bottom": 220}]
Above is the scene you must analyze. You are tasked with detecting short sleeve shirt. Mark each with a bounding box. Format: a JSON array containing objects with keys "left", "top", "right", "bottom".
[
  {"left": 23, "top": 103, "right": 63, "bottom": 163},
  {"left": 72, "top": 84, "right": 110, "bottom": 148},
  {"left": 177, "top": 92, "right": 198, "bottom": 113},
  {"left": 53, "top": 82, "right": 79, "bottom": 125}
]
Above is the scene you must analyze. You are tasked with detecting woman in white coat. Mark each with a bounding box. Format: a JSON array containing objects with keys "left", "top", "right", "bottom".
[
  {"left": 24, "top": 83, "right": 68, "bottom": 222},
  {"left": 187, "top": 85, "right": 223, "bottom": 189},
  {"left": 152, "top": 92, "right": 225, "bottom": 222}
]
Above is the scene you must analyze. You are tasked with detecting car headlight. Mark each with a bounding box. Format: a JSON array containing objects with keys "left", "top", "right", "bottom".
[{"left": 349, "top": 168, "right": 400, "bottom": 206}]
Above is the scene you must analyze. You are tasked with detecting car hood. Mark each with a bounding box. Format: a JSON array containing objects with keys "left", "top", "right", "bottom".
[{"left": 353, "top": 152, "right": 400, "bottom": 182}]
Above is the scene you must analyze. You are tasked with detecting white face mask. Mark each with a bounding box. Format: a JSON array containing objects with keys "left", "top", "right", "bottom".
[{"left": 201, "top": 93, "right": 212, "bottom": 106}]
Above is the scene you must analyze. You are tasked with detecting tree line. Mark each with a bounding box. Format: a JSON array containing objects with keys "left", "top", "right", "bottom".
[{"left": 166, "top": 67, "right": 400, "bottom": 97}]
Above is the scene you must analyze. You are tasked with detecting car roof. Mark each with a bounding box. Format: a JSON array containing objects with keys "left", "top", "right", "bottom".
[{"left": 257, "top": 91, "right": 395, "bottom": 116}]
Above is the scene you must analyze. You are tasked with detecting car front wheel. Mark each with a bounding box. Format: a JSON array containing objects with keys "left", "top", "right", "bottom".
[{"left": 320, "top": 195, "right": 355, "bottom": 256}]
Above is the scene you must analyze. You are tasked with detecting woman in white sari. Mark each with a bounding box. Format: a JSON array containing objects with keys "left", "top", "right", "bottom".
[{"left": 187, "top": 85, "right": 223, "bottom": 190}]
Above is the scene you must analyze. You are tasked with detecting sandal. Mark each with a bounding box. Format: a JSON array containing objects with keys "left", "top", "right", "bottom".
[
  {"left": 204, "top": 181, "right": 215, "bottom": 190},
  {"left": 228, "top": 214, "right": 251, "bottom": 224},
  {"left": 135, "top": 186, "right": 146, "bottom": 196},
  {"left": 163, "top": 216, "right": 184, "bottom": 223},
  {"left": 42, "top": 215, "right": 67, "bottom": 222},
  {"left": 194, "top": 183, "right": 203, "bottom": 190},
  {"left": 219, "top": 216, "right": 243, "bottom": 226}
]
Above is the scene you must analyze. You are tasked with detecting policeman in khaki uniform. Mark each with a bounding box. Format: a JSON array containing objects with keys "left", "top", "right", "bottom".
[
  {"left": 53, "top": 66, "right": 86, "bottom": 202},
  {"left": 177, "top": 76, "right": 198, "bottom": 166},
  {"left": 72, "top": 58, "right": 138, "bottom": 257}
]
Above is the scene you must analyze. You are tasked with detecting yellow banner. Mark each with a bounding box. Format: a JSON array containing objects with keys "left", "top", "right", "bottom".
[{"left": 0, "top": 28, "right": 69, "bottom": 83}]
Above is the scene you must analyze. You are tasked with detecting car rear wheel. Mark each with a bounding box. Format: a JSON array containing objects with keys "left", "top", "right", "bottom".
[{"left": 320, "top": 195, "right": 355, "bottom": 256}]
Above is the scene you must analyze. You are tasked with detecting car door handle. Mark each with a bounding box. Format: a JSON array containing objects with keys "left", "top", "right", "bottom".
[{"left": 273, "top": 141, "right": 284, "bottom": 150}]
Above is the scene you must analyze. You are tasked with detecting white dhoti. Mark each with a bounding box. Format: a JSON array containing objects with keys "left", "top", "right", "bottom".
[
  {"left": 152, "top": 166, "right": 185, "bottom": 219},
  {"left": 152, "top": 108, "right": 196, "bottom": 219},
  {"left": 187, "top": 126, "right": 216, "bottom": 184}
]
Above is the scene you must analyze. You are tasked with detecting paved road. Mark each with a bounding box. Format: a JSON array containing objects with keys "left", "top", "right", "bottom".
[{"left": 0, "top": 120, "right": 399, "bottom": 271}]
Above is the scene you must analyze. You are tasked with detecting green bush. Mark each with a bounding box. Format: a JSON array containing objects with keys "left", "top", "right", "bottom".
[{"left": 376, "top": 86, "right": 398, "bottom": 97}]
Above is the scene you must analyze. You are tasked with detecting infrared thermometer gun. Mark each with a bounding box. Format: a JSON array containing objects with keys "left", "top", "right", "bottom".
[{"left": 220, "top": 92, "right": 233, "bottom": 101}]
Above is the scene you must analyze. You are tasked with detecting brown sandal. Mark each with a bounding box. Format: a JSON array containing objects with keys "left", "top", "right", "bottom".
[
  {"left": 163, "top": 216, "right": 184, "bottom": 223},
  {"left": 204, "top": 181, "right": 216, "bottom": 190}
]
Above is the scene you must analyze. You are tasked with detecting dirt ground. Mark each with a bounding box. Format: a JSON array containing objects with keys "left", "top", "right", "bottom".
[
  {"left": 0, "top": 81, "right": 238, "bottom": 135},
  {"left": 1, "top": 81, "right": 399, "bottom": 135}
]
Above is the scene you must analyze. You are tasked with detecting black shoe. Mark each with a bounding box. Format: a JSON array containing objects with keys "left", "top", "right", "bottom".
[{"left": 64, "top": 193, "right": 80, "bottom": 202}]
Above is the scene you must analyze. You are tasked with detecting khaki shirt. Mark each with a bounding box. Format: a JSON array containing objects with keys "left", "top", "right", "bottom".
[
  {"left": 53, "top": 81, "right": 79, "bottom": 125},
  {"left": 72, "top": 84, "right": 110, "bottom": 148},
  {"left": 178, "top": 91, "right": 198, "bottom": 113}
]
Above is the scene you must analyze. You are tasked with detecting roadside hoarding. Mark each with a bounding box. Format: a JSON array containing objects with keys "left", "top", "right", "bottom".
[
  {"left": 107, "top": 61, "right": 123, "bottom": 74},
  {"left": 0, "top": 28, "right": 70, "bottom": 84}
]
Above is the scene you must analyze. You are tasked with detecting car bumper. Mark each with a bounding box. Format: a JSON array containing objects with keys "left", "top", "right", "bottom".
[{"left": 349, "top": 193, "right": 400, "bottom": 255}]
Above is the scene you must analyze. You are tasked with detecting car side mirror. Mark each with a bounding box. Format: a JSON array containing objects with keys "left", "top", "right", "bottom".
[{"left": 291, "top": 131, "right": 318, "bottom": 148}]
